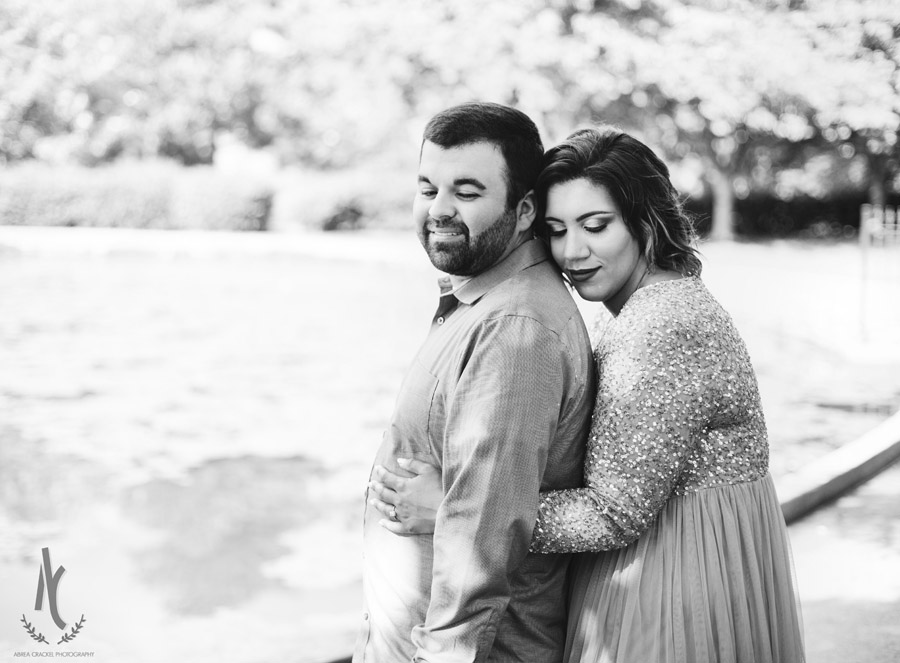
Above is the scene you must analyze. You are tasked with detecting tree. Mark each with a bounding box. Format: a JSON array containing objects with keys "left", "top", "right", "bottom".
[
  {"left": 802, "top": 0, "right": 900, "bottom": 207},
  {"left": 537, "top": 0, "right": 898, "bottom": 239}
]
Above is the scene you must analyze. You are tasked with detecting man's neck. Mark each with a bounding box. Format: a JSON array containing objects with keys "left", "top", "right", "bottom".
[{"left": 448, "top": 235, "right": 531, "bottom": 290}]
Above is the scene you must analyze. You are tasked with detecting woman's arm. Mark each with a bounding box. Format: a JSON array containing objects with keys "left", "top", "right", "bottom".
[
  {"left": 371, "top": 312, "right": 722, "bottom": 551},
  {"left": 530, "top": 314, "right": 718, "bottom": 553}
]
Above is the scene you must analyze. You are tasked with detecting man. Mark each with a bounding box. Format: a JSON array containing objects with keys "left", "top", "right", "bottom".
[{"left": 353, "top": 102, "right": 595, "bottom": 662}]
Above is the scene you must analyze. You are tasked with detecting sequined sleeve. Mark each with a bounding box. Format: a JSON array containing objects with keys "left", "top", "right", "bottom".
[{"left": 531, "top": 299, "right": 720, "bottom": 553}]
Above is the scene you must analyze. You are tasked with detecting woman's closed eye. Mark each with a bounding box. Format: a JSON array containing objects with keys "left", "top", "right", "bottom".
[
  {"left": 545, "top": 221, "right": 608, "bottom": 237},
  {"left": 545, "top": 224, "right": 567, "bottom": 238}
]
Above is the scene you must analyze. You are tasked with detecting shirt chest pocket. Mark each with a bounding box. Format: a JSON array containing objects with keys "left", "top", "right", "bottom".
[{"left": 389, "top": 359, "right": 441, "bottom": 460}]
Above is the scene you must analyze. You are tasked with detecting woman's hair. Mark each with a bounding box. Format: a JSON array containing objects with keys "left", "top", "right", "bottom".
[{"left": 535, "top": 127, "right": 702, "bottom": 276}]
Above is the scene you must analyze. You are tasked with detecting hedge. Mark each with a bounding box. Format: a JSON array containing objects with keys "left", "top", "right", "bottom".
[
  {"left": 685, "top": 192, "right": 900, "bottom": 240},
  {"left": 0, "top": 161, "right": 273, "bottom": 231},
  {"left": 271, "top": 165, "right": 414, "bottom": 232}
]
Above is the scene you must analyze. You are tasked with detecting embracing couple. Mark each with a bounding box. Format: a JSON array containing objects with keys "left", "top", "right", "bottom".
[{"left": 353, "top": 102, "right": 805, "bottom": 663}]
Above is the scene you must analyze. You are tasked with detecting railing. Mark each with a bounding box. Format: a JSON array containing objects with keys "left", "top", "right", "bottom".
[
  {"left": 858, "top": 204, "right": 900, "bottom": 342},
  {"left": 780, "top": 408, "right": 900, "bottom": 523},
  {"left": 860, "top": 204, "right": 900, "bottom": 246}
]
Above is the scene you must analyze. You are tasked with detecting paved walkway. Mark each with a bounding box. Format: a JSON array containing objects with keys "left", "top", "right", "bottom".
[{"left": 791, "top": 461, "right": 900, "bottom": 663}]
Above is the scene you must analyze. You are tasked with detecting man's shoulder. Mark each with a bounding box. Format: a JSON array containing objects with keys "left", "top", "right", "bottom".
[{"left": 481, "top": 260, "right": 581, "bottom": 328}]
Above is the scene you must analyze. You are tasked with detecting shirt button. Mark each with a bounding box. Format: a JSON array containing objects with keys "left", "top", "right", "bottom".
[
  {"left": 363, "top": 612, "right": 369, "bottom": 620},
  {"left": 437, "top": 316, "right": 445, "bottom": 325}
]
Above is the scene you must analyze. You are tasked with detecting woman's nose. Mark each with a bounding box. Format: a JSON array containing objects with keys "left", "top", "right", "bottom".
[{"left": 563, "top": 230, "right": 589, "bottom": 262}]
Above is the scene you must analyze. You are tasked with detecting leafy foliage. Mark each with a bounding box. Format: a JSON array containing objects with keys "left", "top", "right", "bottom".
[{"left": 1, "top": 0, "right": 898, "bottom": 235}]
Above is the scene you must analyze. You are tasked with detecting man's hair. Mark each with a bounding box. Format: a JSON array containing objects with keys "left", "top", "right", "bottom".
[
  {"left": 535, "top": 127, "right": 702, "bottom": 276},
  {"left": 422, "top": 102, "right": 544, "bottom": 210}
]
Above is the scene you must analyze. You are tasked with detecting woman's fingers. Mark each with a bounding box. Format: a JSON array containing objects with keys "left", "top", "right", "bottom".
[
  {"left": 370, "top": 497, "right": 418, "bottom": 536},
  {"left": 368, "top": 479, "right": 398, "bottom": 505},
  {"left": 373, "top": 464, "right": 406, "bottom": 492},
  {"left": 368, "top": 495, "right": 394, "bottom": 518},
  {"left": 397, "top": 458, "right": 438, "bottom": 476},
  {"left": 367, "top": 460, "right": 441, "bottom": 538},
  {"left": 373, "top": 459, "right": 440, "bottom": 493}
]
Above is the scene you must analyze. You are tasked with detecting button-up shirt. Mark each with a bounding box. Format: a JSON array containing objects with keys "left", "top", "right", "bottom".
[{"left": 353, "top": 238, "right": 595, "bottom": 663}]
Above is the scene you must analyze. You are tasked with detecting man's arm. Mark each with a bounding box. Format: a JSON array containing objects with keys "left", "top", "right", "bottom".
[{"left": 411, "top": 315, "right": 572, "bottom": 662}]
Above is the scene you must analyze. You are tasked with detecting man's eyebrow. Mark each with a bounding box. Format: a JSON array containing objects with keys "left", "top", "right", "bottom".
[
  {"left": 454, "top": 177, "right": 486, "bottom": 190},
  {"left": 416, "top": 175, "right": 487, "bottom": 190}
]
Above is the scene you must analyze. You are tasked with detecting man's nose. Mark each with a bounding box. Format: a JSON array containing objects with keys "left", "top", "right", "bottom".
[{"left": 429, "top": 192, "right": 456, "bottom": 221}]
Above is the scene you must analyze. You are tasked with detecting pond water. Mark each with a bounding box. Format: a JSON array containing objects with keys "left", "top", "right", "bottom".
[{"left": 0, "top": 229, "right": 898, "bottom": 662}]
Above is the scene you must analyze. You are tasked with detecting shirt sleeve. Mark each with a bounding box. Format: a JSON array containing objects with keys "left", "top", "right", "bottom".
[
  {"left": 530, "top": 314, "right": 718, "bottom": 554},
  {"left": 411, "top": 315, "right": 572, "bottom": 662}
]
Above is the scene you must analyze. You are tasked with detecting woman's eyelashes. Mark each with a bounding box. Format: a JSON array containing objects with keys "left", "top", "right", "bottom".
[
  {"left": 546, "top": 221, "right": 609, "bottom": 237},
  {"left": 546, "top": 224, "right": 567, "bottom": 237}
]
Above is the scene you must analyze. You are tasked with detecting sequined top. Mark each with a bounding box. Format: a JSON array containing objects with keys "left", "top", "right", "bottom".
[{"left": 531, "top": 276, "right": 769, "bottom": 554}]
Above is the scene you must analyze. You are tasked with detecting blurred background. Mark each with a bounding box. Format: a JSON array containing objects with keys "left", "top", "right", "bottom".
[{"left": 0, "top": 0, "right": 899, "bottom": 661}]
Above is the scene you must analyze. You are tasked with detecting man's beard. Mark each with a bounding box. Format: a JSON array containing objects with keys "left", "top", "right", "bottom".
[{"left": 419, "top": 208, "right": 518, "bottom": 276}]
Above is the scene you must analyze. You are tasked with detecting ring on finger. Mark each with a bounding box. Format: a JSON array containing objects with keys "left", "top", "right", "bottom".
[{"left": 389, "top": 507, "right": 399, "bottom": 522}]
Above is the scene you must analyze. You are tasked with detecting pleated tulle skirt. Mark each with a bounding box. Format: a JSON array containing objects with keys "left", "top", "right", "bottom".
[{"left": 564, "top": 474, "right": 805, "bottom": 663}]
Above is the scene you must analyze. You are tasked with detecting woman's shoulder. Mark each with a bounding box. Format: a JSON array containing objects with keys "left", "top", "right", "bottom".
[
  {"left": 619, "top": 276, "right": 726, "bottom": 338},
  {"left": 618, "top": 277, "right": 757, "bottom": 381}
]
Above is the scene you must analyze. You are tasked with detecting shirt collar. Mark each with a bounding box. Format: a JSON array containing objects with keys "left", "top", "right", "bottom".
[{"left": 437, "top": 238, "right": 549, "bottom": 306}]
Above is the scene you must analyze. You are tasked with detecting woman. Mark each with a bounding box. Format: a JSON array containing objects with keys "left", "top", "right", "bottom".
[{"left": 369, "top": 127, "right": 805, "bottom": 663}]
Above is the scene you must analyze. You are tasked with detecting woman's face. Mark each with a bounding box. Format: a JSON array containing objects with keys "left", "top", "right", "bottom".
[{"left": 544, "top": 178, "right": 648, "bottom": 312}]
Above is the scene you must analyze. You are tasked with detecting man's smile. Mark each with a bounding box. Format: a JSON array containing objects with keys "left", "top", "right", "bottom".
[{"left": 427, "top": 224, "right": 468, "bottom": 241}]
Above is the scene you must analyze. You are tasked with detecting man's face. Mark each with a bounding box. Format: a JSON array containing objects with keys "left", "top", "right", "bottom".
[{"left": 414, "top": 141, "right": 519, "bottom": 276}]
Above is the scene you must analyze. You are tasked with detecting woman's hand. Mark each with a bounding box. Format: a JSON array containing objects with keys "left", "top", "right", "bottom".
[{"left": 368, "top": 458, "right": 442, "bottom": 535}]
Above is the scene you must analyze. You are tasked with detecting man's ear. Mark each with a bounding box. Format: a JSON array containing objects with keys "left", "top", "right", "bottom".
[{"left": 515, "top": 190, "right": 537, "bottom": 231}]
